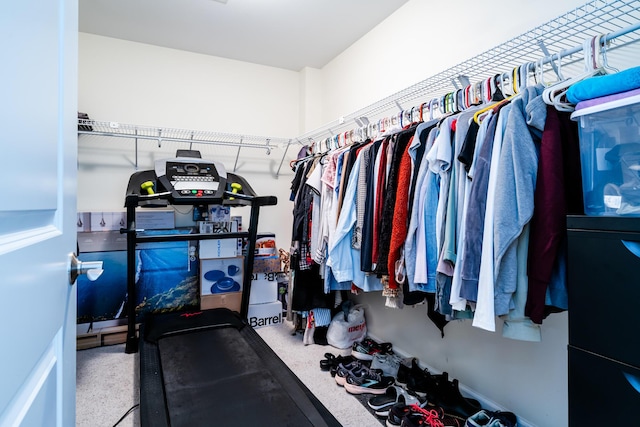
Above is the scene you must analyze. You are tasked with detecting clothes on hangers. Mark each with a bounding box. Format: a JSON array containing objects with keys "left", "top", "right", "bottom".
[
  {"left": 287, "top": 64, "right": 610, "bottom": 340},
  {"left": 525, "top": 105, "right": 584, "bottom": 325}
]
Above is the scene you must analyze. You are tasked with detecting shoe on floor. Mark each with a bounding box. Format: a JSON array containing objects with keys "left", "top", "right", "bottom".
[
  {"left": 371, "top": 352, "right": 403, "bottom": 378},
  {"left": 386, "top": 402, "right": 435, "bottom": 427},
  {"left": 320, "top": 352, "right": 355, "bottom": 375},
  {"left": 401, "top": 404, "right": 464, "bottom": 427},
  {"left": 344, "top": 366, "right": 395, "bottom": 395},
  {"left": 367, "top": 385, "right": 424, "bottom": 417},
  {"left": 432, "top": 378, "right": 483, "bottom": 419},
  {"left": 334, "top": 360, "right": 367, "bottom": 386},
  {"left": 352, "top": 337, "right": 393, "bottom": 361},
  {"left": 405, "top": 362, "right": 447, "bottom": 400},
  {"left": 466, "top": 409, "right": 517, "bottom": 427},
  {"left": 396, "top": 357, "right": 418, "bottom": 386}
]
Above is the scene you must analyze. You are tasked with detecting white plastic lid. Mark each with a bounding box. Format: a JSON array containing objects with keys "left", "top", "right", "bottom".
[{"left": 571, "top": 89, "right": 640, "bottom": 120}]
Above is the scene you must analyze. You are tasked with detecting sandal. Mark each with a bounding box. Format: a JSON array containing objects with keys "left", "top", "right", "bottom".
[
  {"left": 319, "top": 353, "right": 355, "bottom": 373},
  {"left": 367, "top": 385, "right": 424, "bottom": 417}
]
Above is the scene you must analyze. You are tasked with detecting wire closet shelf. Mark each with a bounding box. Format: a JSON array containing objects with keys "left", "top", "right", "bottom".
[
  {"left": 78, "top": 120, "right": 290, "bottom": 154},
  {"left": 289, "top": 0, "right": 640, "bottom": 156},
  {"left": 77, "top": 0, "right": 640, "bottom": 176}
]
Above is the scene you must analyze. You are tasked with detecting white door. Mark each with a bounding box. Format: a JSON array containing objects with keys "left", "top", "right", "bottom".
[{"left": 0, "top": 0, "right": 78, "bottom": 426}]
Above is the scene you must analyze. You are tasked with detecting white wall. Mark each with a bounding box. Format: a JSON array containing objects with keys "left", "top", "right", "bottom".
[
  {"left": 77, "top": 1, "right": 603, "bottom": 425},
  {"left": 316, "top": 1, "right": 588, "bottom": 426},
  {"left": 318, "top": 0, "right": 589, "bottom": 125},
  {"left": 78, "top": 33, "right": 300, "bottom": 246}
]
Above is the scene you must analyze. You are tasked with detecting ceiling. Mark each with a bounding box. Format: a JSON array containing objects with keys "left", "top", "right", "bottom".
[{"left": 79, "top": 0, "right": 409, "bottom": 71}]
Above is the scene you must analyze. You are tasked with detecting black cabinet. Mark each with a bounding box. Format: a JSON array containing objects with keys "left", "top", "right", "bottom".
[{"left": 567, "top": 216, "right": 640, "bottom": 426}]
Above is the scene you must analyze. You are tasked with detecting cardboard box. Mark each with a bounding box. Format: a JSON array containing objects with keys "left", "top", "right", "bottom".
[
  {"left": 248, "top": 278, "right": 278, "bottom": 305},
  {"left": 200, "top": 292, "right": 242, "bottom": 312},
  {"left": 247, "top": 301, "right": 282, "bottom": 329},
  {"left": 255, "top": 236, "right": 277, "bottom": 256},
  {"left": 200, "top": 238, "right": 238, "bottom": 258},
  {"left": 253, "top": 255, "right": 280, "bottom": 273},
  {"left": 200, "top": 257, "right": 243, "bottom": 295}
]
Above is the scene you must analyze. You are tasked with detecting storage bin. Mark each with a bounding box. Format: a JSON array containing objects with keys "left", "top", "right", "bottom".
[{"left": 571, "top": 88, "right": 640, "bottom": 216}]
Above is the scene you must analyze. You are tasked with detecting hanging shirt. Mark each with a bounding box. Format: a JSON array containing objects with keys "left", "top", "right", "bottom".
[
  {"left": 306, "top": 159, "right": 323, "bottom": 264},
  {"left": 405, "top": 125, "right": 438, "bottom": 292},
  {"left": 472, "top": 103, "right": 511, "bottom": 332},
  {"left": 458, "top": 111, "right": 500, "bottom": 303},
  {"left": 371, "top": 137, "right": 390, "bottom": 268},
  {"left": 387, "top": 136, "right": 414, "bottom": 291},
  {"left": 413, "top": 126, "right": 442, "bottom": 291},
  {"left": 448, "top": 107, "right": 489, "bottom": 311},
  {"left": 327, "top": 154, "right": 383, "bottom": 292},
  {"left": 493, "top": 85, "right": 546, "bottom": 319},
  {"left": 375, "top": 128, "right": 414, "bottom": 278},
  {"left": 360, "top": 139, "right": 383, "bottom": 272},
  {"left": 428, "top": 116, "right": 456, "bottom": 256},
  {"left": 353, "top": 141, "right": 375, "bottom": 249}
]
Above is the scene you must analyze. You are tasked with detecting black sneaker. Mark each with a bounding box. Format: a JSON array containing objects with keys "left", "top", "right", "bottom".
[
  {"left": 431, "top": 378, "right": 482, "bottom": 419},
  {"left": 334, "top": 360, "right": 367, "bottom": 386},
  {"left": 396, "top": 358, "right": 417, "bottom": 386},
  {"left": 344, "top": 366, "right": 395, "bottom": 395},
  {"left": 406, "top": 363, "right": 447, "bottom": 400},
  {"left": 386, "top": 403, "right": 439, "bottom": 427},
  {"left": 401, "top": 405, "right": 464, "bottom": 427},
  {"left": 386, "top": 403, "right": 414, "bottom": 427}
]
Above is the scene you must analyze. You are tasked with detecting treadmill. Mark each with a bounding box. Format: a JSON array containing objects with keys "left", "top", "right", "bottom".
[{"left": 121, "top": 151, "right": 341, "bottom": 426}]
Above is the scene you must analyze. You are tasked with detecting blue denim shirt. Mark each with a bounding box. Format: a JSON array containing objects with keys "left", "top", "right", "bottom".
[{"left": 327, "top": 155, "right": 382, "bottom": 292}]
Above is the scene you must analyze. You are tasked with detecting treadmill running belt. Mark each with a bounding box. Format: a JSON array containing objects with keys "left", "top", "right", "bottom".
[{"left": 140, "top": 309, "right": 341, "bottom": 427}]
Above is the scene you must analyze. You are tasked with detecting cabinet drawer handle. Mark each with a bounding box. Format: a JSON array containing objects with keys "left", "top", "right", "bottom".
[
  {"left": 624, "top": 372, "right": 640, "bottom": 395},
  {"left": 622, "top": 240, "right": 640, "bottom": 259}
]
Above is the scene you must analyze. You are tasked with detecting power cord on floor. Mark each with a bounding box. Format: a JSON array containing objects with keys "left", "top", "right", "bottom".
[{"left": 112, "top": 403, "right": 139, "bottom": 427}]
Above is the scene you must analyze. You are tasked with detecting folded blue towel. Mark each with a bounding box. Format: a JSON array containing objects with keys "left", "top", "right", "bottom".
[{"left": 566, "top": 66, "right": 640, "bottom": 103}]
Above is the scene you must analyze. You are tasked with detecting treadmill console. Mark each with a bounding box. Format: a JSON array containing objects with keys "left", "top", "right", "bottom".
[{"left": 155, "top": 157, "right": 227, "bottom": 201}]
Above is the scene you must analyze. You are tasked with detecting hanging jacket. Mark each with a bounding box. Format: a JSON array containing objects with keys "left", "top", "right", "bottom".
[
  {"left": 375, "top": 128, "right": 415, "bottom": 276},
  {"left": 525, "top": 105, "right": 584, "bottom": 324}
]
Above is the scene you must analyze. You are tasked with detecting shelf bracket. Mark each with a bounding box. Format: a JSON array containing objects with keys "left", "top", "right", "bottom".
[
  {"left": 457, "top": 75, "right": 471, "bottom": 88},
  {"left": 134, "top": 128, "right": 139, "bottom": 170},
  {"left": 276, "top": 139, "right": 293, "bottom": 178},
  {"left": 233, "top": 138, "right": 243, "bottom": 172},
  {"left": 537, "top": 39, "right": 562, "bottom": 78}
]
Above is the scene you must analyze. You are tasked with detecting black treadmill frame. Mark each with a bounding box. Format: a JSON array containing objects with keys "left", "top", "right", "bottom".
[
  {"left": 121, "top": 169, "right": 275, "bottom": 353},
  {"left": 120, "top": 167, "right": 341, "bottom": 426}
]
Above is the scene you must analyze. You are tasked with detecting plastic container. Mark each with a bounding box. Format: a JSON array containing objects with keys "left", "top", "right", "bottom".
[{"left": 571, "top": 88, "right": 640, "bottom": 216}]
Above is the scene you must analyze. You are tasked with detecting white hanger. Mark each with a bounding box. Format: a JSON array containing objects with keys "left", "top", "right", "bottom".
[{"left": 542, "top": 35, "right": 607, "bottom": 111}]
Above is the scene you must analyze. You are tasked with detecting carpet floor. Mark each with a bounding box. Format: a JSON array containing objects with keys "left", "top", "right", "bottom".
[{"left": 76, "top": 318, "right": 383, "bottom": 427}]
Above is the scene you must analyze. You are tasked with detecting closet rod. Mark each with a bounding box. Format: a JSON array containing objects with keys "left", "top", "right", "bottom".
[{"left": 542, "top": 21, "right": 640, "bottom": 66}]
